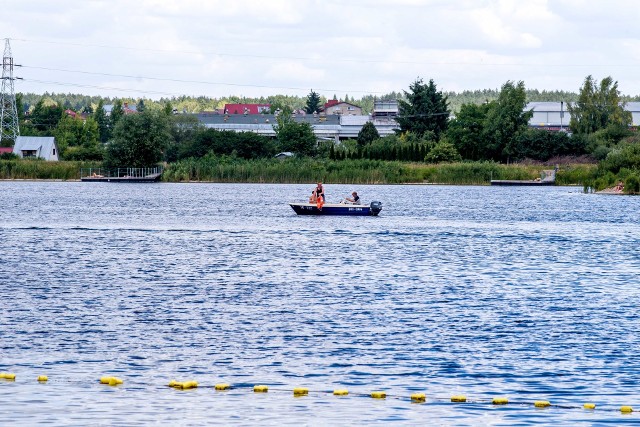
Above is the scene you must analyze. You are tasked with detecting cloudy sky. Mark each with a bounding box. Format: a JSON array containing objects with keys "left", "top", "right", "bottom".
[{"left": 2, "top": 0, "right": 639, "bottom": 100}]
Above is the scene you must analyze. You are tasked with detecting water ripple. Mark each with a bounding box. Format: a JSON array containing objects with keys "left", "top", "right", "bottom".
[{"left": 1, "top": 182, "right": 640, "bottom": 425}]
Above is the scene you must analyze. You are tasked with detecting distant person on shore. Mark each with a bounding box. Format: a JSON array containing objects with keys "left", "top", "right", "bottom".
[
  {"left": 615, "top": 181, "right": 624, "bottom": 192},
  {"left": 344, "top": 191, "right": 360, "bottom": 204}
]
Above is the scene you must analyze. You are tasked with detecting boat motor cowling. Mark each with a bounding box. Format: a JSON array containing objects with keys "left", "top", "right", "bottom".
[{"left": 369, "top": 201, "right": 383, "bottom": 216}]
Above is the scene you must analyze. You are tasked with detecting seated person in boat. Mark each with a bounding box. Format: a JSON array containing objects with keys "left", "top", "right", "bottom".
[
  {"left": 309, "top": 191, "right": 317, "bottom": 203},
  {"left": 343, "top": 191, "right": 360, "bottom": 204},
  {"left": 313, "top": 182, "right": 325, "bottom": 202}
]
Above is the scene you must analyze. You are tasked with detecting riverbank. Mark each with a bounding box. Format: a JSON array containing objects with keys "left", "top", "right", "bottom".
[{"left": 0, "top": 158, "right": 598, "bottom": 186}]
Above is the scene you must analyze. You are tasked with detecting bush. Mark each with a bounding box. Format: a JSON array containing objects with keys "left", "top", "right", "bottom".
[
  {"left": 0, "top": 152, "right": 18, "bottom": 160},
  {"left": 625, "top": 175, "right": 640, "bottom": 194},
  {"left": 591, "top": 144, "right": 610, "bottom": 161},
  {"left": 425, "top": 140, "right": 462, "bottom": 163}
]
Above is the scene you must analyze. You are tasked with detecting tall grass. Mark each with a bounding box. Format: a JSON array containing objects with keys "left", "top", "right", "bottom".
[
  {"left": 164, "top": 157, "right": 594, "bottom": 185},
  {"left": 163, "top": 157, "right": 424, "bottom": 184},
  {"left": 0, "top": 159, "right": 100, "bottom": 180},
  {"left": 1, "top": 157, "right": 598, "bottom": 185}
]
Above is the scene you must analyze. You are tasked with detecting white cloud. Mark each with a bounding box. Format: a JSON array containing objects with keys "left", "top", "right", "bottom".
[{"left": 2, "top": 0, "right": 639, "bottom": 98}]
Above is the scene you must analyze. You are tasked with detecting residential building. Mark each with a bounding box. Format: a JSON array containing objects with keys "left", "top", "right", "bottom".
[
  {"left": 12, "top": 136, "right": 59, "bottom": 161},
  {"left": 194, "top": 112, "right": 397, "bottom": 141},
  {"left": 323, "top": 101, "right": 362, "bottom": 116},
  {"left": 526, "top": 102, "right": 640, "bottom": 130},
  {"left": 372, "top": 100, "right": 399, "bottom": 120}
]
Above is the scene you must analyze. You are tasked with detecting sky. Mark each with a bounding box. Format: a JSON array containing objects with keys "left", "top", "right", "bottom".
[{"left": 2, "top": 0, "right": 640, "bottom": 101}]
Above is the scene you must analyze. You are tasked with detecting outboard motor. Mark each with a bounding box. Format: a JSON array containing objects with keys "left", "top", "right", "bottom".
[{"left": 369, "top": 201, "right": 383, "bottom": 216}]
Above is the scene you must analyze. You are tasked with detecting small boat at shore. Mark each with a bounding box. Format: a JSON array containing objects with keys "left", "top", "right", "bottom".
[{"left": 290, "top": 201, "right": 383, "bottom": 216}]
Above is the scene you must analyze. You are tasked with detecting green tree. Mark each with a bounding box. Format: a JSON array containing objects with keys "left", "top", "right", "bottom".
[
  {"left": 273, "top": 114, "right": 316, "bottom": 156},
  {"left": 52, "top": 113, "right": 82, "bottom": 155},
  {"left": 110, "top": 99, "right": 124, "bottom": 131},
  {"left": 104, "top": 110, "right": 172, "bottom": 168},
  {"left": 166, "top": 114, "right": 204, "bottom": 161},
  {"left": 446, "top": 102, "right": 491, "bottom": 161},
  {"left": 568, "top": 75, "right": 631, "bottom": 135},
  {"left": 396, "top": 78, "right": 450, "bottom": 140},
  {"left": 305, "top": 89, "right": 321, "bottom": 114},
  {"left": 136, "top": 99, "right": 146, "bottom": 113},
  {"left": 29, "top": 99, "right": 64, "bottom": 134},
  {"left": 93, "top": 100, "right": 110, "bottom": 143},
  {"left": 482, "top": 80, "right": 532, "bottom": 162},
  {"left": 357, "top": 121, "right": 380, "bottom": 146},
  {"left": 163, "top": 102, "right": 174, "bottom": 116},
  {"left": 425, "top": 139, "right": 462, "bottom": 163},
  {"left": 54, "top": 114, "right": 103, "bottom": 160}
]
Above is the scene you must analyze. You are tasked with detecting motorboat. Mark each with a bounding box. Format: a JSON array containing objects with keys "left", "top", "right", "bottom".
[{"left": 290, "top": 201, "right": 382, "bottom": 216}]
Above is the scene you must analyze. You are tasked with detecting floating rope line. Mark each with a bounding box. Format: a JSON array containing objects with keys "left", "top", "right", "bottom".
[{"left": 0, "top": 373, "right": 635, "bottom": 413}]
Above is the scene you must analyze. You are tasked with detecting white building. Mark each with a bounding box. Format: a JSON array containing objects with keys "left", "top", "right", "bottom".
[{"left": 12, "top": 136, "right": 59, "bottom": 161}]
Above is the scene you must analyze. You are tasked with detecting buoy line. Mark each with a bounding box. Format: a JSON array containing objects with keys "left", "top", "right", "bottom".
[{"left": 0, "top": 373, "right": 635, "bottom": 413}]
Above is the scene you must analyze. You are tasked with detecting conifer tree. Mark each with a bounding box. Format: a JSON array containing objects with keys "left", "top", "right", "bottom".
[
  {"left": 305, "top": 89, "right": 321, "bottom": 114},
  {"left": 396, "top": 78, "right": 450, "bottom": 140}
]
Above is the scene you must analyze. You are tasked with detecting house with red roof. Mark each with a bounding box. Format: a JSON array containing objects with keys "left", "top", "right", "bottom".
[
  {"left": 322, "top": 101, "right": 362, "bottom": 116},
  {"left": 223, "top": 104, "right": 270, "bottom": 115}
]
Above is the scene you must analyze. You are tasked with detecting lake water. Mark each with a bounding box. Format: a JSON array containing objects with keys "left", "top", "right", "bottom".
[{"left": 1, "top": 181, "right": 640, "bottom": 426}]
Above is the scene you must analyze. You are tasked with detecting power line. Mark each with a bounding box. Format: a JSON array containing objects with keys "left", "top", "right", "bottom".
[
  {"left": 19, "top": 66, "right": 387, "bottom": 95},
  {"left": 9, "top": 37, "right": 640, "bottom": 68},
  {"left": 23, "top": 78, "right": 193, "bottom": 98}
]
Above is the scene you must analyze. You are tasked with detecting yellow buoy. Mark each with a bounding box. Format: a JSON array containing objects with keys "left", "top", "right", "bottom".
[
  {"left": 215, "top": 383, "right": 230, "bottom": 391},
  {"left": 168, "top": 380, "right": 179, "bottom": 388},
  {"left": 534, "top": 401, "right": 551, "bottom": 408},
  {"left": 293, "top": 387, "right": 309, "bottom": 396},
  {"left": 109, "top": 377, "right": 123, "bottom": 386},
  {"left": 493, "top": 397, "right": 509, "bottom": 405},
  {"left": 621, "top": 406, "right": 633, "bottom": 413},
  {"left": 333, "top": 389, "right": 349, "bottom": 396},
  {"left": 411, "top": 393, "right": 426, "bottom": 402},
  {"left": 583, "top": 403, "right": 596, "bottom": 410},
  {"left": 37, "top": 376, "right": 48, "bottom": 382},
  {"left": 0, "top": 373, "right": 16, "bottom": 380},
  {"left": 99, "top": 376, "right": 112, "bottom": 384},
  {"left": 451, "top": 395, "right": 467, "bottom": 402},
  {"left": 181, "top": 381, "right": 198, "bottom": 390},
  {"left": 371, "top": 391, "right": 386, "bottom": 399},
  {"left": 254, "top": 385, "right": 268, "bottom": 393}
]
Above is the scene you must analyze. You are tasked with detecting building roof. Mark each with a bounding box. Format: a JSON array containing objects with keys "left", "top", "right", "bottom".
[
  {"left": 324, "top": 100, "right": 340, "bottom": 109},
  {"left": 526, "top": 102, "right": 568, "bottom": 112},
  {"left": 223, "top": 104, "right": 271, "bottom": 115},
  {"left": 526, "top": 101, "right": 640, "bottom": 112},
  {"left": 193, "top": 113, "right": 397, "bottom": 139},
  {"left": 324, "top": 101, "right": 361, "bottom": 109},
  {"left": 13, "top": 136, "right": 57, "bottom": 159},
  {"left": 196, "top": 113, "right": 341, "bottom": 126}
]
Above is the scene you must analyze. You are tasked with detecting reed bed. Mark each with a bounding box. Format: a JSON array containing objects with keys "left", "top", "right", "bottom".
[
  {"left": 1, "top": 157, "right": 597, "bottom": 185},
  {"left": 0, "top": 160, "right": 100, "bottom": 180}
]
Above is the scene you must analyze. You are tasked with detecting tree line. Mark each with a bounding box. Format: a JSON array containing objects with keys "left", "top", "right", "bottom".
[{"left": 4, "top": 74, "right": 640, "bottom": 192}]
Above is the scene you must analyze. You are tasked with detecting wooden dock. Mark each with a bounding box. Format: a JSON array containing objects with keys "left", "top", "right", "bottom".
[
  {"left": 491, "top": 168, "right": 557, "bottom": 186},
  {"left": 80, "top": 167, "right": 163, "bottom": 183}
]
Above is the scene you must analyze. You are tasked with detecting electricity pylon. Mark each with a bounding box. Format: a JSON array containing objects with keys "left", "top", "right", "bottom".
[{"left": 0, "top": 38, "right": 20, "bottom": 144}]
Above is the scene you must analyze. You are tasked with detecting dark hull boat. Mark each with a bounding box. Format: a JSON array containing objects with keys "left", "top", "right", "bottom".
[{"left": 290, "top": 201, "right": 382, "bottom": 216}]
